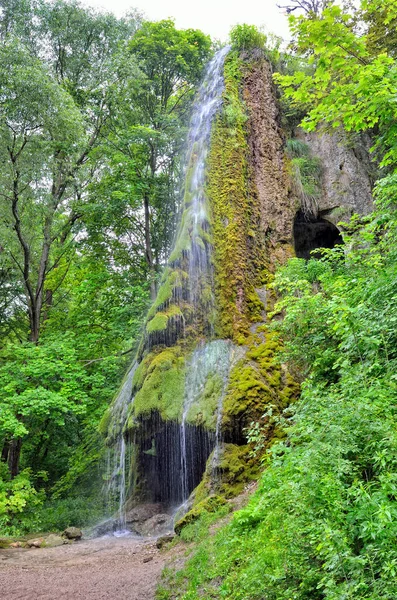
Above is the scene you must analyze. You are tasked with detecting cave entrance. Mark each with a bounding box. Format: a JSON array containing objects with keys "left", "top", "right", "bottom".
[
  {"left": 293, "top": 210, "right": 343, "bottom": 259},
  {"left": 137, "top": 414, "right": 214, "bottom": 507}
]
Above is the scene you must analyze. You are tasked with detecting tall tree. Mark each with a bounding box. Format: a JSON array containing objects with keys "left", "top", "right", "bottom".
[
  {"left": 0, "top": 1, "right": 141, "bottom": 344},
  {"left": 85, "top": 20, "right": 212, "bottom": 300}
]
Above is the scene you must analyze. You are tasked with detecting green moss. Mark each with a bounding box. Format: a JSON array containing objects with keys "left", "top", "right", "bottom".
[
  {"left": 98, "top": 406, "right": 111, "bottom": 438},
  {"left": 174, "top": 494, "right": 228, "bottom": 535},
  {"left": 146, "top": 312, "right": 169, "bottom": 333},
  {"left": 129, "top": 347, "right": 186, "bottom": 423},
  {"left": 146, "top": 269, "right": 188, "bottom": 320},
  {"left": 207, "top": 51, "right": 266, "bottom": 342},
  {"left": 146, "top": 305, "right": 183, "bottom": 334},
  {"left": 216, "top": 443, "right": 259, "bottom": 497},
  {"left": 223, "top": 328, "right": 300, "bottom": 434},
  {"left": 189, "top": 443, "right": 260, "bottom": 511}
]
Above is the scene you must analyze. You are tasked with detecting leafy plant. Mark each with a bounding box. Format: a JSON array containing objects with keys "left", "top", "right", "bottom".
[
  {"left": 229, "top": 24, "right": 267, "bottom": 52},
  {"left": 286, "top": 138, "right": 322, "bottom": 216}
]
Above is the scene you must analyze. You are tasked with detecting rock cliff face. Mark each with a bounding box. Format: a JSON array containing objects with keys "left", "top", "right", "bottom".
[
  {"left": 103, "top": 49, "right": 374, "bottom": 526},
  {"left": 243, "top": 56, "right": 295, "bottom": 258},
  {"left": 300, "top": 128, "right": 374, "bottom": 226}
]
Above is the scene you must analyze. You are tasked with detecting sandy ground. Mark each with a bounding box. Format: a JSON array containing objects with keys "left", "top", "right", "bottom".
[{"left": 0, "top": 535, "right": 168, "bottom": 600}]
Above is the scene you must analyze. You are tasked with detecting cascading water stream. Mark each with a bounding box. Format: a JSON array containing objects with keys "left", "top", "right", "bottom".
[
  {"left": 105, "top": 47, "right": 231, "bottom": 531},
  {"left": 106, "top": 361, "right": 137, "bottom": 531},
  {"left": 177, "top": 46, "right": 231, "bottom": 504},
  {"left": 179, "top": 340, "right": 231, "bottom": 504},
  {"left": 184, "top": 46, "right": 230, "bottom": 326}
]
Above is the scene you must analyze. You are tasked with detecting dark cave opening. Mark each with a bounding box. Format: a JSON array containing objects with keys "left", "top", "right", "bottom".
[
  {"left": 293, "top": 211, "right": 343, "bottom": 259},
  {"left": 137, "top": 413, "right": 215, "bottom": 507}
]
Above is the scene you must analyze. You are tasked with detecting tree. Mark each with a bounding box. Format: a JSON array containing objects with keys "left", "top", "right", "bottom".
[
  {"left": 277, "top": 0, "right": 332, "bottom": 15},
  {"left": 362, "top": 0, "right": 397, "bottom": 57},
  {"left": 274, "top": 2, "right": 397, "bottom": 167},
  {"left": 0, "top": 40, "right": 86, "bottom": 343},
  {"left": 0, "top": 1, "right": 141, "bottom": 343},
  {"left": 84, "top": 20, "right": 212, "bottom": 300}
]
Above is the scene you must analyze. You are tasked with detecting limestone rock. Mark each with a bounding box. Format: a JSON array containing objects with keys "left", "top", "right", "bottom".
[
  {"left": 87, "top": 519, "right": 114, "bottom": 537},
  {"left": 156, "top": 534, "right": 175, "bottom": 549},
  {"left": 138, "top": 513, "right": 173, "bottom": 537},
  {"left": 63, "top": 527, "right": 82, "bottom": 540},
  {"left": 26, "top": 538, "right": 44, "bottom": 548},
  {"left": 300, "top": 128, "right": 374, "bottom": 224},
  {"left": 125, "top": 503, "right": 164, "bottom": 531},
  {"left": 44, "top": 534, "right": 65, "bottom": 547}
]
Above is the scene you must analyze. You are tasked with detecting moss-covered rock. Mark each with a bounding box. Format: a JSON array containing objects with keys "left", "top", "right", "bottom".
[
  {"left": 190, "top": 443, "right": 260, "bottom": 509},
  {"left": 174, "top": 494, "right": 228, "bottom": 535},
  {"left": 128, "top": 347, "right": 186, "bottom": 423},
  {"left": 222, "top": 328, "right": 300, "bottom": 436},
  {"left": 207, "top": 51, "right": 266, "bottom": 342}
]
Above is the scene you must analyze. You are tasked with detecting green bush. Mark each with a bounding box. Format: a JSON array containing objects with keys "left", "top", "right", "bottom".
[
  {"left": 229, "top": 24, "right": 267, "bottom": 52},
  {"left": 33, "top": 496, "right": 107, "bottom": 533},
  {"left": 0, "top": 465, "right": 44, "bottom": 536}
]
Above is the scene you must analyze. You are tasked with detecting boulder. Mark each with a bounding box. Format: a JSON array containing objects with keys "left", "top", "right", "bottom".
[
  {"left": 63, "top": 527, "right": 82, "bottom": 540},
  {"left": 26, "top": 538, "right": 44, "bottom": 548},
  {"left": 125, "top": 503, "right": 164, "bottom": 531},
  {"left": 88, "top": 518, "right": 119, "bottom": 538},
  {"left": 44, "top": 534, "right": 65, "bottom": 547},
  {"left": 138, "top": 513, "right": 173, "bottom": 537},
  {"left": 156, "top": 534, "right": 175, "bottom": 549},
  {"left": 125, "top": 503, "right": 164, "bottom": 524}
]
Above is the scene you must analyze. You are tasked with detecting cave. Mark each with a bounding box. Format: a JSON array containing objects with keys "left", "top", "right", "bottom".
[
  {"left": 293, "top": 211, "right": 343, "bottom": 259},
  {"left": 136, "top": 413, "right": 215, "bottom": 507}
]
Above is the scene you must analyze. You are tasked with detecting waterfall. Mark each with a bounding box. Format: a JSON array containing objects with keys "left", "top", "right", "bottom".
[
  {"left": 104, "top": 47, "right": 231, "bottom": 530},
  {"left": 105, "top": 362, "right": 136, "bottom": 530},
  {"left": 180, "top": 340, "right": 231, "bottom": 503},
  {"left": 176, "top": 45, "right": 231, "bottom": 501},
  {"left": 184, "top": 45, "right": 230, "bottom": 331}
]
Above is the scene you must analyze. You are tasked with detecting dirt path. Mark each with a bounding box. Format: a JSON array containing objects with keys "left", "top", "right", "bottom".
[{"left": 0, "top": 535, "right": 168, "bottom": 600}]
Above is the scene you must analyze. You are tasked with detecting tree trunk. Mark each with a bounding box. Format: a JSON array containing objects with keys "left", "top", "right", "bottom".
[
  {"left": 1, "top": 440, "right": 10, "bottom": 463},
  {"left": 144, "top": 194, "right": 157, "bottom": 301},
  {"left": 8, "top": 438, "right": 22, "bottom": 478}
]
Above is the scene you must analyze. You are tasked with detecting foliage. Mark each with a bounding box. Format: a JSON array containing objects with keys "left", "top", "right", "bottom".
[
  {"left": 158, "top": 179, "right": 397, "bottom": 599},
  {"left": 32, "top": 495, "right": 106, "bottom": 533},
  {"left": 286, "top": 138, "right": 323, "bottom": 216},
  {"left": 0, "top": 464, "right": 44, "bottom": 535},
  {"left": 274, "top": 1, "right": 397, "bottom": 167},
  {"left": 229, "top": 24, "right": 267, "bottom": 52}
]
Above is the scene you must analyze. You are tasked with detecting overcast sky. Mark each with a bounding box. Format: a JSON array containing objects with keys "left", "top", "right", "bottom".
[{"left": 80, "top": 0, "right": 291, "bottom": 42}]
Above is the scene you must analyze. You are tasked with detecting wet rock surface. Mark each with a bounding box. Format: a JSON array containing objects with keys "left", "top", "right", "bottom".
[
  {"left": 137, "top": 514, "right": 174, "bottom": 537},
  {"left": 125, "top": 503, "right": 164, "bottom": 530}
]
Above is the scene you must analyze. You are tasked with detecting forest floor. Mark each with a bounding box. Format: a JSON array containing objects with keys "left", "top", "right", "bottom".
[{"left": 0, "top": 534, "right": 176, "bottom": 600}]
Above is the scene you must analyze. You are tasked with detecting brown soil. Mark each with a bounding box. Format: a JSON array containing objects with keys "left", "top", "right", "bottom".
[{"left": 0, "top": 535, "right": 170, "bottom": 600}]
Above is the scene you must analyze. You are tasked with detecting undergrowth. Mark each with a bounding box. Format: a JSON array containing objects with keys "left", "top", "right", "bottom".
[{"left": 156, "top": 177, "right": 397, "bottom": 599}]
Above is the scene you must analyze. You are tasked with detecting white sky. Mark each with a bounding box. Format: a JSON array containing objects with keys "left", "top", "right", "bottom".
[{"left": 81, "top": 0, "right": 291, "bottom": 42}]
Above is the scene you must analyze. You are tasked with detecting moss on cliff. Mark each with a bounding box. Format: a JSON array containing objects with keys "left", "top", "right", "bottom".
[
  {"left": 128, "top": 347, "right": 186, "bottom": 423},
  {"left": 207, "top": 51, "right": 267, "bottom": 343},
  {"left": 222, "top": 327, "right": 300, "bottom": 436}
]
